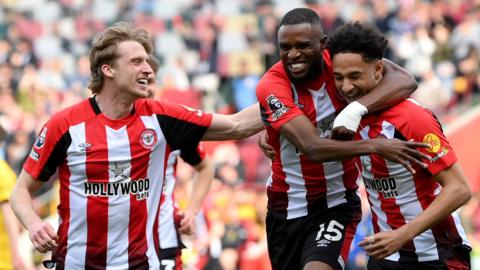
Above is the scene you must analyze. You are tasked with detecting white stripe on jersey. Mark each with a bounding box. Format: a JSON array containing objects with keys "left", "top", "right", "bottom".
[
  {"left": 309, "top": 84, "right": 335, "bottom": 137},
  {"left": 163, "top": 150, "right": 180, "bottom": 196},
  {"left": 106, "top": 125, "right": 131, "bottom": 269},
  {"left": 324, "top": 161, "right": 348, "bottom": 208},
  {"left": 452, "top": 211, "right": 470, "bottom": 247},
  {"left": 159, "top": 150, "right": 180, "bottom": 249},
  {"left": 279, "top": 134, "right": 307, "bottom": 219},
  {"left": 312, "top": 86, "right": 349, "bottom": 208},
  {"left": 159, "top": 196, "right": 178, "bottom": 249},
  {"left": 141, "top": 115, "right": 166, "bottom": 269},
  {"left": 65, "top": 122, "right": 88, "bottom": 269}
]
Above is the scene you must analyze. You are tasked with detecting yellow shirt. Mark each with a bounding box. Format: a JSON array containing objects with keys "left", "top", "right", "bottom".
[{"left": 0, "top": 160, "right": 17, "bottom": 270}]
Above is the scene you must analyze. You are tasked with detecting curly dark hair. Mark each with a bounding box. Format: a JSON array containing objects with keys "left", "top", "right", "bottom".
[{"left": 327, "top": 21, "right": 388, "bottom": 62}]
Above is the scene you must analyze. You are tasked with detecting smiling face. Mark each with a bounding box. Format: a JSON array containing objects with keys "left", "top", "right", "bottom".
[
  {"left": 107, "top": 40, "right": 153, "bottom": 99},
  {"left": 278, "top": 23, "right": 326, "bottom": 84},
  {"left": 332, "top": 53, "right": 383, "bottom": 102}
]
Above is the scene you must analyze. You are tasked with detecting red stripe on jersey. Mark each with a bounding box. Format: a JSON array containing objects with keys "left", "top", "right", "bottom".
[
  {"left": 432, "top": 216, "right": 462, "bottom": 246},
  {"left": 175, "top": 248, "right": 183, "bottom": 270},
  {"left": 127, "top": 121, "right": 150, "bottom": 268},
  {"left": 340, "top": 214, "right": 361, "bottom": 262},
  {"left": 342, "top": 158, "right": 360, "bottom": 197},
  {"left": 54, "top": 163, "right": 71, "bottom": 266},
  {"left": 85, "top": 120, "right": 109, "bottom": 269}
]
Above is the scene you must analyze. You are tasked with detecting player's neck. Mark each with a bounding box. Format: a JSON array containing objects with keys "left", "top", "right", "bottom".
[{"left": 94, "top": 93, "right": 134, "bottom": 120}]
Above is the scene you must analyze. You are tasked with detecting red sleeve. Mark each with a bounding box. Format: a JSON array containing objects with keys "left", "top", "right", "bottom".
[
  {"left": 394, "top": 100, "right": 457, "bottom": 175},
  {"left": 156, "top": 100, "right": 213, "bottom": 128},
  {"left": 23, "top": 115, "right": 71, "bottom": 182},
  {"left": 256, "top": 66, "right": 303, "bottom": 130}
]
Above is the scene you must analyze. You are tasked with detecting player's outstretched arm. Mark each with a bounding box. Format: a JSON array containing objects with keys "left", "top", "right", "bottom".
[
  {"left": 202, "top": 103, "right": 264, "bottom": 141},
  {"left": 10, "top": 170, "right": 58, "bottom": 253},
  {"left": 332, "top": 59, "right": 418, "bottom": 140},
  {"left": 359, "top": 163, "right": 471, "bottom": 260},
  {"left": 280, "top": 115, "right": 429, "bottom": 173}
]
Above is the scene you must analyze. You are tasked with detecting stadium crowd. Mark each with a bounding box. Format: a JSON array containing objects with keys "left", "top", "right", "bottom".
[{"left": 0, "top": 0, "right": 479, "bottom": 269}]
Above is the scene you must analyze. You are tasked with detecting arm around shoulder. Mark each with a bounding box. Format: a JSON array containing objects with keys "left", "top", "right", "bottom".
[
  {"left": 356, "top": 58, "right": 418, "bottom": 112},
  {"left": 280, "top": 114, "right": 378, "bottom": 162}
]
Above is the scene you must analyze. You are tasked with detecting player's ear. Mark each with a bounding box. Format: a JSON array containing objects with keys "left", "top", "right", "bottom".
[
  {"left": 101, "top": 64, "right": 115, "bottom": 78},
  {"left": 320, "top": 34, "right": 327, "bottom": 49}
]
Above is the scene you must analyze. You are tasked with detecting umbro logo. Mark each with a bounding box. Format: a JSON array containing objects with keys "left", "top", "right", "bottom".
[
  {"left": 316, "top": 239, "right": 331, "bottom": 247},
  {"left": 78, "top": 142, "right": 92, "bottom": 152}
]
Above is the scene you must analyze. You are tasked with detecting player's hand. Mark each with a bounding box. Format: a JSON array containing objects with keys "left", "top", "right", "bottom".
[
  {"left": 359, "top": 228, "right": 410, "bottom": 260},
  {"left": 258, "top": 130, "right": 275, "bottom": 160},
  {"left": 28, "top": 220, "right": 58, "bottom": 253},
  {"left": 330, "top": 126, "right": 355, "bottom": 141},
  {"left": 373, "top": 138, "right": 431, "bottom": 174},
  {"left": 178, "top": 209, "right": 196, "bottom": 236},
  {"left": 332, "top": 101, "right": 368, "bottom": 137}
]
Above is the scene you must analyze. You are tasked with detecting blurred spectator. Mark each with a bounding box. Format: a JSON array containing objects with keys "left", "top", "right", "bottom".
[{"left": 232, "top": 60, "right": 258, "bottom": 111}]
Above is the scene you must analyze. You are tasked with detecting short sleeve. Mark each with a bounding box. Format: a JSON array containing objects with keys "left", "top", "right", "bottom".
[
  {"left": 23, "top": 116, "right": 71, "bottom": 182},
  {"left": 256, "top": 69, "right": 303, "bottom": 130},
  {"left": 395, "top": 101, "right": 456, "bottom": 175}
]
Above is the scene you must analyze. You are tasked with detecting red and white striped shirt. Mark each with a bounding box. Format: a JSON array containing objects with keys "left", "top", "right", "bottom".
[
  {"left": 256, "top": 50, "right": 360, "bottom": 219},
  {"left": 158, "top": 143, "right": 205, "bottom": 251},
  {"left": 24, "top": 97, "right": 212, "bottom": 269},
  {"left": 358, "top": 99, "right": 470, "bottom": 262}
]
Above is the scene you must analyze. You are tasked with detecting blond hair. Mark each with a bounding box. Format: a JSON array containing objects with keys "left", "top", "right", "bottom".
[{"left": 88, "top": 22, "right": 153, "bottom": 93}]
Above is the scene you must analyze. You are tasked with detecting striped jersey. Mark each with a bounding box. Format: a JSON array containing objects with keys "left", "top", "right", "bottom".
[
  {"left": 256, "top": 50, "right": 360, "bottom": 220},
  {"left": 158, "top": 143, "right": 205, "bottom": 251},
  {"left": 23, "top": 97, "right": 212, "bottom": 269},
  {"left": 358, "top": 99, "right": 470, "bottom": 262}
]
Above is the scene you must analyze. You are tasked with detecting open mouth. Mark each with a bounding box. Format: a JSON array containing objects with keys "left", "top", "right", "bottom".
[
  {"left": 137, "top": 78, "right": 148, "bottom": 86},
  {"left": 288, "top": 62, "right": 307, "bottom": 74}
]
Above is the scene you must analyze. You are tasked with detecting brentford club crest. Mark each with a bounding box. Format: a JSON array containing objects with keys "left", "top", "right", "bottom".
[{"left": 139, "top": 129, "right": 157, "bottom": 149}]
